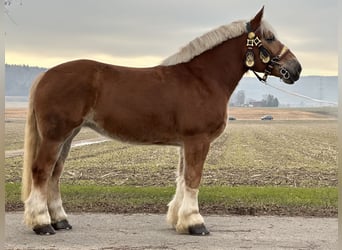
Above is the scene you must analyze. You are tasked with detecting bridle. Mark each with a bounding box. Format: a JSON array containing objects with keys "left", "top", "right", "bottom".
[{"left": 245, "top": 22, "right": 290, "bottom": 83}]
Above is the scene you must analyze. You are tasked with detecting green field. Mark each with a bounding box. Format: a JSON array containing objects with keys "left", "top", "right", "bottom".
[
  {"left": 6, "top": 183, "right": 337, "bottom": 216},
  {"left": 5, "top": 112, "right": 338, "bottom": 216}
]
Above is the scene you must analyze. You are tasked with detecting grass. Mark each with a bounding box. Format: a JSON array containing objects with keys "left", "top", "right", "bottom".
[{"left": 6, "top": 183, "right": 337, "bottom": 216}]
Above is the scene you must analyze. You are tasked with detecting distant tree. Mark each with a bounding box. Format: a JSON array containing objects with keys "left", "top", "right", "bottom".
[
  {"left": 262, "top": 94, "right": 279, "bottom": 107},
  {"left": 273, "top": 97, "right": 279, "bottom": 107},
  {"left": 236, "top": 90, "right": 245, "bottom": 106}
]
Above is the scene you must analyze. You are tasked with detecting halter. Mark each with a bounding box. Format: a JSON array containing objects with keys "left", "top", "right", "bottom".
[{"left": 245, "top": 22, "right": 290, "bottom": 83}]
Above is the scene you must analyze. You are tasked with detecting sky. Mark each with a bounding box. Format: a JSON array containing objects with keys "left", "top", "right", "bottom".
[{"left": 4, "top": 0, "right": 338, "bottom": 76}]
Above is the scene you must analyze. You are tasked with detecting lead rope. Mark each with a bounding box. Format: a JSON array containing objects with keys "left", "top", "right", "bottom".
[{"left": 261, "top": 81, "right": 338, "bottom": 105}]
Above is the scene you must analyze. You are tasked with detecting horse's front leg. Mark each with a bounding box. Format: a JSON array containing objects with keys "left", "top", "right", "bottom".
[{"left": 175, "top": 137, "right": 210, "bottom": 235}]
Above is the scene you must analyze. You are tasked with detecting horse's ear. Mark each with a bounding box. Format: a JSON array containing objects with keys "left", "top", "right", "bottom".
[{"left": 250, "top": 6, "right": 264, "bottom": 31}]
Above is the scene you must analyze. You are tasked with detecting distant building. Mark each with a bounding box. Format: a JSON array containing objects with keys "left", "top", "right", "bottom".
[{"left": 249, "top": 101, "right": 264, "bottom": 107}]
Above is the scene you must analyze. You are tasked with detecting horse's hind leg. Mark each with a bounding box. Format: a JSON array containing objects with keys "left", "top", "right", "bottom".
[
  {"left": 175, "top": 137, "right": 210, "bottom": 235},
  {"left": 167, "top": 146, "right": 185, "bottom": 227},
  {"left": 24, "top": 139, "right": 63, "bottom": 235},
  {"left": 48, "top": 128, "right": 81, "bottom": 231}
]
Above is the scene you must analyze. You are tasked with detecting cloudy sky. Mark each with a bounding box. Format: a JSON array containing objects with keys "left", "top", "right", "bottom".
[{"left": 4, "top": 0, "right": 338, "bottom": 76}]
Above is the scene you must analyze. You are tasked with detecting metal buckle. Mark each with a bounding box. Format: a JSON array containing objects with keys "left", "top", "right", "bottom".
[{"left": 280, "top": 67, "right": 290, "bottom": 79}]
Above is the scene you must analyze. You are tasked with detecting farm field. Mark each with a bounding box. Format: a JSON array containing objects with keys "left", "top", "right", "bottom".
[{"left": 5, "top": 107, "right": 338, "bottom": 216}]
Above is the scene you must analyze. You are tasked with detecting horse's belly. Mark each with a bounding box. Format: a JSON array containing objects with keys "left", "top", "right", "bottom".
[{"left": 86, "top": 111, "right": 180, "bottom": 145}]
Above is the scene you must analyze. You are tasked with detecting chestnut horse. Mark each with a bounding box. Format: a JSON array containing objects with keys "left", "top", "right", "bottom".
[{"left": 22, "top": 7, "right": 301, "bottom": 236}]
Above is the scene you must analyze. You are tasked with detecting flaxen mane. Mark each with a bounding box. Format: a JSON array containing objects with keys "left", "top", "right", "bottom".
[{"left": 161, "top": 20, "right": 275, "bottom": 66}]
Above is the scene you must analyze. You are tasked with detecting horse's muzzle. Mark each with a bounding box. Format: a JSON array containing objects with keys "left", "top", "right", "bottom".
[{"left": 281, "top": 59, "right": 302, "bottom": 84}]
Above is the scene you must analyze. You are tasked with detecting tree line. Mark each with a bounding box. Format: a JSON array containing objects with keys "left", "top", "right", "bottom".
[{"left": 231, "top": 90, "right": 279, "bottom": 107}]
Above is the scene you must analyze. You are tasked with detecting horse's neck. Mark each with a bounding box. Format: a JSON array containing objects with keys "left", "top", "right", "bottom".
[{"left": 187, "top": 36, "right": 247, "bottom": 98}]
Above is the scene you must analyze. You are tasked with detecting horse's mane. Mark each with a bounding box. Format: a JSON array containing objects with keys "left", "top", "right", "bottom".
[{"left": 161, "top": 20, "right": 273, "bottom": 66}]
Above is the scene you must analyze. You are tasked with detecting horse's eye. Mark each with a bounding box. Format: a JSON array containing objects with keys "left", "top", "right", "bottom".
[{"left": 266, "top": 36, "right": 275, "bottom": 42}]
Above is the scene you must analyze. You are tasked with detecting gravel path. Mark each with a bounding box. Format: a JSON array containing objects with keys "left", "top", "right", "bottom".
[{"left": 6, "top": 212, "right": 337, "bottom": 250}]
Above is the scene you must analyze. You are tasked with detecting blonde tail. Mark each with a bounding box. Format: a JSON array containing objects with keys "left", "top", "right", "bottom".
[{"left": 21, "top": 73, "right": 44, "bottom": 202}]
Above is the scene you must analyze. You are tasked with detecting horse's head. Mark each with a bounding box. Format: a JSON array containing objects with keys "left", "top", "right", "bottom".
[{"left": 244, "top": 7, "right": 302, "bottom": 84}]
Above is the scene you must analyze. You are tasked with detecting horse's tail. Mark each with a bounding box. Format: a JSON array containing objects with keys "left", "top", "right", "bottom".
[{"left": 21, "top": 73, "right": 44, "bottom": 202}]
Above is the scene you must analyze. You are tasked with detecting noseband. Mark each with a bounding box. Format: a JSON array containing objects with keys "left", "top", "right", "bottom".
[{"left": 245, "top": 22, "right": 290, "bottom": 82}]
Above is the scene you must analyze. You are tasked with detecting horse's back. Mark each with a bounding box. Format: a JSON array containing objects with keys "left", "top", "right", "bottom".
[{"left": 33, "top": 59, "right": 134, "bottom": 114}]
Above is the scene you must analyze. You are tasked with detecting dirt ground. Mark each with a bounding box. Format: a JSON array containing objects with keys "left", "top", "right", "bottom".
[
  {"left": 5, "top": 108, "right": 27, "bottom": 119},
  {"left": 228, "top": 107, "right": 337, "bottom": 120}
]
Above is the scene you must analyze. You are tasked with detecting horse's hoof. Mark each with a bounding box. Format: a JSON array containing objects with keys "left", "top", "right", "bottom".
[
  {"left": 188, "top": 224, "right": 210, "bottom": 236},
  {"left": 51, "top": 219, "right": 72, "bottom": 230},
  {"left": 33, "top": 224, "right": 56, "bottom": 235}
]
